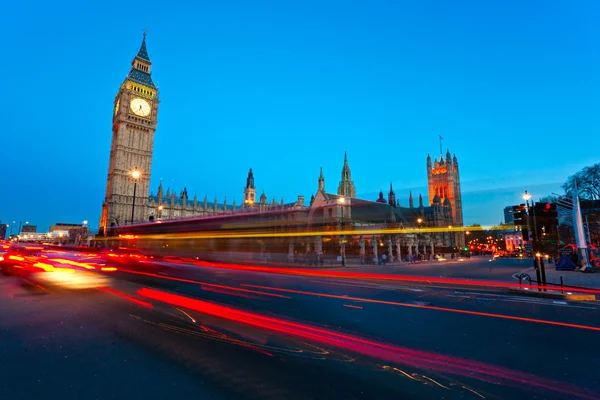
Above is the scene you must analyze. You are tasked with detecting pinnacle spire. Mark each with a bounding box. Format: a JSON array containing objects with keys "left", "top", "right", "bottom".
[{"left": 135, "top": 31, "right": 151, "bottom": 62}]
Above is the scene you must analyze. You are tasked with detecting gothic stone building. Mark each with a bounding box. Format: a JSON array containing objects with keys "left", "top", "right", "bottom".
[{"left": 101, "top": 35, "right": 464, "bottom": 257}]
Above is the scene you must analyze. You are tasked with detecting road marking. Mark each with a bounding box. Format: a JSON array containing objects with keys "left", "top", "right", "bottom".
[
  {"left": 453, "top": 291, "right": 596, "bottom": 309},
  {"left": 343, "top": 304, "right": 363, "bottom": 309},
  {"left": 311, "top": 279, "right": 424, "bottom": 292},
  {"left": 404, "top": 300, "right": 431, "bottom": 306}
]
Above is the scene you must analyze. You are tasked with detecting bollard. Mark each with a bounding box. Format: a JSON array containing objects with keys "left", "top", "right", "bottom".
[
  {"left": 560, "top": 276, "right": 564, "bottom": 294},
  {"left": 540, "top": 257, "right": 547, "bottom": 292},
  {"left": 519, "top": 275, "right": 522, "bottom": 287}
]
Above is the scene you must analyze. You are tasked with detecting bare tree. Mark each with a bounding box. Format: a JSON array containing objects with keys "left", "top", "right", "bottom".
[{"left": 562, "top": 163, "right": 600, "bottom": 200}]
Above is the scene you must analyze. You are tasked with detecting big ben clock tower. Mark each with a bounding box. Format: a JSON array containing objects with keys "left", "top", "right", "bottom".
[{"left": 100, "top": 32, "right": 159, "bottom": 233}]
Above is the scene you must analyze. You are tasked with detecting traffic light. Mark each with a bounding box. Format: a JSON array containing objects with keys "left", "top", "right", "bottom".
[{"left": 533, "top": 202, "right": 558, "bottom": 238}]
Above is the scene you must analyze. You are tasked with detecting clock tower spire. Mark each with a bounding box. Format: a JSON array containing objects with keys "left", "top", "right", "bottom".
[{"left": 100, "top": 32, "right": 159, "bottom": 233}]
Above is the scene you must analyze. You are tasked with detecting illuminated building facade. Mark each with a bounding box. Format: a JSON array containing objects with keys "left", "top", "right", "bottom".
[
  {"left": 426, "top": 150, "right": 464, "bottom": 248},
  {"left": 100, "top": 32, "right": 159, "bottom": 232}
]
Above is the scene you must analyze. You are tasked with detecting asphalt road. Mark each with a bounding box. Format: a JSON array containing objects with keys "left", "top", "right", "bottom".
[
  {"left": 327, "top": 255, "right": 535, "bottom": 281},
  {"left": 1, "top": 255, "right": 599, "bottom": 400}
]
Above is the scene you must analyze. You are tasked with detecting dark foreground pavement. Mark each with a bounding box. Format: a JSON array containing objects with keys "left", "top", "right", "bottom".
[{"left": 1, "top": 257, "right": 599, "bottom": 400}]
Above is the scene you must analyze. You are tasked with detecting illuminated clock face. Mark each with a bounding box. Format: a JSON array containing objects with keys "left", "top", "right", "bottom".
[
  {"left": 114, "top": 99, "right": 120, "bottom": 116},
  {"left": 130, "top": 97, "right": 151, "bottom": 117}
]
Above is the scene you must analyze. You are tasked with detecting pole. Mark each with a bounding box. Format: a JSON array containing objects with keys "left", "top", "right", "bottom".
[
  {"left": 18, "top": 221, "right": 22, "bottom": 235},
  {"left": 540, "top": 257, "right": 547, "bottom": 291},
  {"left": 131, "top": 181, "right": 137, "bottom": 225},
  {"left": 585, "top": 215, "right": 592, "bottom": 244},
  {"left": 525, "top": 200, "right": 532, "bottom": 250},
  {"left": 534, "top": 258, "right": 542, "bottom": 292},
  {"left": 531, "top": 201, "right": 547, "bottom": 286},
  {"left": 341, "top": 203, "right": 345, "bottom": 267}
]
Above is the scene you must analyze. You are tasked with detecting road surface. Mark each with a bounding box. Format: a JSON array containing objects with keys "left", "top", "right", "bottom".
[{"left": 1, "top": 254, "right": 598, "bottom": 400}]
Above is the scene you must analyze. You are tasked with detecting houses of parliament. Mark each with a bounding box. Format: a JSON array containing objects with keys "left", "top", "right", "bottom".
[{"left": 100, "top": 34, "right": 464, "bottom": 249}]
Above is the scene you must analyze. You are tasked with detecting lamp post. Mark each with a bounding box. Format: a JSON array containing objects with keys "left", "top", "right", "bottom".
[
  {"left": 158, "top": 205, "right": 163, "bottom": 220},
  {"left": 339, "top": 196, "right": 346, "bottom": 267},
  {"left": 131, "top": 169, "right": 141, "bottom": 225},
  {"left": 417, "top": 217, "right": 423, "bottom": 258},
  {"left": 524, "top": 190, "right": 546, "bottom": 287},
  {"left": 522, "top": 191, "right": 532, "bottom": 247}
]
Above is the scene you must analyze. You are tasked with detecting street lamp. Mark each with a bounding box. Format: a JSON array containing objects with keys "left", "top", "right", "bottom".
[
  {"left": 158, "top": 205, "right": 164, "bottom": 220},
  {"left": 416, "top": 218, "right": 423, "bottom": 257},
  {"left": 338, "top": 196, "right": 346, "bottom": 266},
  {"left": 522, "top": 190, "right": 533, "bottom": 250},
  {"left": 131, "top": 168, "right": 141, "bottom": 224}
]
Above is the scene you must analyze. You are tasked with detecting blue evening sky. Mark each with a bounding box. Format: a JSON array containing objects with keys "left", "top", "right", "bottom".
[{"left": 1, "top": 1, "right": 599, "bottom": 232}]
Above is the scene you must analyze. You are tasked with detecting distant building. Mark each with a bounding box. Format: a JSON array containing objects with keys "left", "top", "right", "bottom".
[
  {"left": 504, "top": 229, "right": 524, "bottom": 252},
  {"left": 504, "top": 206, "right": 514, "bottom": 224},
  {"left": 22, "top": 225, "right": 36, "bottom": 233},
  {"left": 50, "top": 223, "right": 84, "bottom": 232},
  {"left": 0, "top": 222, "right": 6, "bottom": 240}
]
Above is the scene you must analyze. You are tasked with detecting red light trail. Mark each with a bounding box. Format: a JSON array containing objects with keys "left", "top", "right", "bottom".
[
  {"left": 138, "top": 287, "right": 598, "bottom": 400},
  {"left": 189, "top": 260, "right": 600, "bottom": 295},
  {"left": 117, "top": 268, "right": 291, "bottom": 299}
]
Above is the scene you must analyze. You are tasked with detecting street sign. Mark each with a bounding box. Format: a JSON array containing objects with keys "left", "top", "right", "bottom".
[{"left": 524, "top": 244, "right": 533, "bottom": 252}]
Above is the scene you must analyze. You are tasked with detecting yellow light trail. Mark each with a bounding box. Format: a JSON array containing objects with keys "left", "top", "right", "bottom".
[{"left": 98, "top": 224, "right": 513, "bottom": 242}]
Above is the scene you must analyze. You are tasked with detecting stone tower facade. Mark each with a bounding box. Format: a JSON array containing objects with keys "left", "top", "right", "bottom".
[
  {"left": 426, "top": 150, "right": 464, "bottom": 247},
  {"left": 337, "top": 151, "right": 356, "bottom": 198},
  {"left": 243, "top": 168, "right": 256, "bottom": 206},
  {"left": 100, "top": 33, "right": 159, "bottom": 232}
]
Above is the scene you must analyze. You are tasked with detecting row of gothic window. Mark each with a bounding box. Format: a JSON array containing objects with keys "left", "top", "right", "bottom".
[
  {"left": 127, "top": 116, "right": 152, "bottom": 126},
  {"left": 132, "top": 85, "right": 152, "bottom": 96},
  {"left": 137, "top": 63, "right": 149, "bottom": 73}
]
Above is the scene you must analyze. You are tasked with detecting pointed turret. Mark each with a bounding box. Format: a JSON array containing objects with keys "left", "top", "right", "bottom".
[
  {"left": 419, "top": 193, "right": 423, "bottom": 208},
  {"left": 337, "top": 151, "right": 356, "bottom": 198},
  {"left": 214, "top": 196, "right": 217, "bottom": 211},
  {"left": 446, "top": 148, "right": 452, "bottom": 163},
  {"left": 127, "top": 32, "right": 156, "bottom": 89},
  {"left": 260, "top": 190, "right": 267, "bottom": 204},
  {"left": 157, "top": 181, "right": 163, "bottom": 201},
  {"left": 388, "top": 182, "right": 396, "bottom": 206},
  {"left": 376, "top": 190, "right": 386, "bottom": 203},
  {"left": 310, "top": 193, "right": 315, "bottom": 205},
  {"left": 193, "top": 193, "right": 197, "bottom": 208},
  {"left": 318, "top": 167, "right": 325, "bottom": 193},
  {"left": 135, "top": 31, "right": 151, "bottom": 62},
  {"left": 233, "top": 198, "right": 237, "bottom": 211},
  {"left": 223, "top": 197, "right": 227, "bottom": 211},
  {"left": 204, "top": 194, "right": 208, "bottom": 211},
  {"left": 244, "top": 168, "right": 257, "bottom": 206},
  {"left": 246, "top": 168, "right": 255, "bottom": 189},
  {"left": 409, "top": 191, "right": 414, "bottom": 208},
  {"left": 165, "top": 188, "right": 171, "bottom": 198}
]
